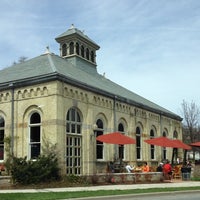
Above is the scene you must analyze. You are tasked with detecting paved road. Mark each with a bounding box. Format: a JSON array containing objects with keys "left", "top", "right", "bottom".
[{"left": 73, "top": 191, "right": 200, "bottom": 200}]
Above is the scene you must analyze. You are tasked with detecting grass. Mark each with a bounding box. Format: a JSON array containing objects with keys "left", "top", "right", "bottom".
[{"left": 0, "top": 186, "right": 200, "bottom": 200}]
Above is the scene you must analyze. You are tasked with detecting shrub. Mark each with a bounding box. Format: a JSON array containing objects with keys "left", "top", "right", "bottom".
[{"left": 10, "top": 153, "right": 60, "bottom": 185}]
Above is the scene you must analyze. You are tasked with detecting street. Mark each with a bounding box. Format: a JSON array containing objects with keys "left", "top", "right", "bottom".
[{"left": 74, "top": 190, "right": 200, "bottom": 200}]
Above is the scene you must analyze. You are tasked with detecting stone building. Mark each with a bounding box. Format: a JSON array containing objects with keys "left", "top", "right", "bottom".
[{"left": 0, "top": 25, "right": 182, "bottom": 175}]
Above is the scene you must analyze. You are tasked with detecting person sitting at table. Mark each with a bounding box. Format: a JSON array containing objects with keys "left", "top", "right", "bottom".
[
  {"left": 163, "top": 160, "right": 172, "bottom": 182},
  {"left": 157, "top": 162, "right": 164, "bottom": 172},
  {"left": 108, "top": 161, "right": 115, "bottom": 173},
  {"left": 125, "top": 163, "right": 134, "bottom": 173},
  {"left": 142, "top": 162, "right": 150, "bottom": 172}
]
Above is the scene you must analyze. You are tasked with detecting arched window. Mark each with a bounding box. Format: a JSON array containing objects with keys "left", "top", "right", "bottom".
[
  {"left": 86, "top": 48, "right": 89, "bottom": 60},
  {"left": 136, "top": 127, "right": 141, "bottom": 159},
  {"left": 76, "top": 43, "right": 80, "bottom": 55},
  {"left": 66, "top": 107, "right": 81, "bottom": 134},
  {"left": 66, "top": 107, "right": 82, "bottom": 174},
  {"left": 29, "top": 112, "right": 41, "bottom": 159},
  {"left": 69, "top": 42, "right": 74, "bottom": 55},
  {"left": 81, "top": 45, "right": 84, "bottom": 58},
  {"left": 118, "top": 123, "right": 124, "bottom": 131},
  {"left": 163, "top": 131, "right": 167, "bottom": 137},
  {"left": 0, "top": 116, "right": 5, "bottom": 161},
  {"left": 118, "top": 123, "right": 125, "bottom": 160},
  {"left": 162, "top": 131, "right": 167, "bottom": 160},
  {"left": 96, "top": 119, "right": 104, "bottom": 159},
  {"left": 173, "top": 130, "right": 178, "bottom": 139},
  {"left": 62, "top": 44, "right": 67, "bottom": 56},
  {"left": 91, "top": 51, "right": 94, "bottom": 62},
  {"left": 150, "top": 129, "right": 155, "bottom": 159}
]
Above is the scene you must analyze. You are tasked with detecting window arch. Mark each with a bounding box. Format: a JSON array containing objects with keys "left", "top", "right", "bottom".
[
  {"left": 96, "top": 119, "right": 104, "bottom": 160},
  {"left": 66, "top": 107, "right": 82, "bottom": 174},
  {"left": 136, "top": 126, "right": 141, "bottom": 159},
  {"left": 163, "top": 131, "right": 167, "bottom": 137},
  {"left": 69, "top": 42, "right": 74, "bottom": 55},
  {"left": 173, "top": 130, "right": 178, "bottom": 139},
  {"left": 29, "top": 112, "right": 41, "bottom": 159},
  {"left": 66, "top": 107, "right": 81, "bottom": 134},
  {"left": 118, "top": 123, "right": 124, "bottom": 132},
  {"left": 62, "top": 44, "right": 67, "bottom": 56},
  {"left": 0, "top": 116, "right": 5, "bottom": 161}
]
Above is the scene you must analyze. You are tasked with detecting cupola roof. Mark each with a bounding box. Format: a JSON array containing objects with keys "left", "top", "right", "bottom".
[{"left": 55, "top": 24, "right": 100, "bottom": 50}]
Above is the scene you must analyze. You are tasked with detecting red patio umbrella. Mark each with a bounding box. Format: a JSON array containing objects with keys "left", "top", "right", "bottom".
[
  {"left": 187, "top": 142, "right": 200, "bottom": 163},
  {"left": 144, "top": 136, "right": 177, "bottom": 148},
  {"left": 172, "top": 139, "right": 191, "bottom": 150},
  {"left": 190, "top": 141, "right": 200, "bottom": 147},
  {"left": 96, "top": 132, "right": 136, "bottom": 145},
  {"left": 96, "top": 132, "right": 135, "bottom": 172},
  {"left": 171, "top": 139, "right": 191, "bottom": 165}
]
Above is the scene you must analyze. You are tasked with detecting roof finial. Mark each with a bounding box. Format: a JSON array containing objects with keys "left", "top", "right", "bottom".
[
  {"left": 70, "top": 24, "right": 75, "bottom": 29},
  {"left": 44, "top": 46, "right": 50, "bottom": 54}
]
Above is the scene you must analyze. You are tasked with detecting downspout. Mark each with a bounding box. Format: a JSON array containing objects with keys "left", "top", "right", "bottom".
[
  {"left": 113, "top": 96, "right": 117, "bottom": 132},
  {"left": 113, "top": 96, "right": 118, "bottom": 161},
  {"left": 160, "top": 113, "right": 163, "bottom": 160},
  {"left": 9, "top": 83, "right": 14, "bottom": 156}
]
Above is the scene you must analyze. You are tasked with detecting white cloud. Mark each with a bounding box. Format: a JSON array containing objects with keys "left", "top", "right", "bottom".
[{"left": 1, "top": 0, "right": 200, "bottom": 114}]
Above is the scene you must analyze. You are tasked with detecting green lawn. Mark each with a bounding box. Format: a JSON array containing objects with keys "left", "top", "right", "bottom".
[{"left": 0, "top": 187, "right": 200, "bottom": 200}]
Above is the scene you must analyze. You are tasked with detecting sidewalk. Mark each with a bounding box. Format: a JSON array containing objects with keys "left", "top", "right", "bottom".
[{"left": 0, "top": 180, "right": 200, "bottom": 193}]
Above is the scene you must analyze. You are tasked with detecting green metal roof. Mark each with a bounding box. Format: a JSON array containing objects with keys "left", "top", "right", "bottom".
[{"left": 0, "top": 52, "right": 182, "bottom": 120}]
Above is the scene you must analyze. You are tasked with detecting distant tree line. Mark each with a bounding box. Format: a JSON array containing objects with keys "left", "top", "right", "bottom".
[
  {"left": 181, "top": 100, "right": 200, "bottom": 144},
  {"left": 181, "top": 100, "right": 200, "bottom": 162}
]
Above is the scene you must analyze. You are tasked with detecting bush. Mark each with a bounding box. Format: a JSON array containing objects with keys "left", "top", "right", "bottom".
[{"left": 10, "top": 153, "right": 60, "bottom": 185}]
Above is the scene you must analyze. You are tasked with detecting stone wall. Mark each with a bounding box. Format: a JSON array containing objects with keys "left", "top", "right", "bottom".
[
  {"left": 0, "top": 176, "right": 11, "bottom": 189},
  {"left": 89, "top": 172, "right": 163, "bottom": 184}
]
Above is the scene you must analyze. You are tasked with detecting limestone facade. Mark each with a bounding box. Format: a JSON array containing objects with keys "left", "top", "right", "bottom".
[{"left": 0, "top": 80, "right": 182, "bottom": 175}]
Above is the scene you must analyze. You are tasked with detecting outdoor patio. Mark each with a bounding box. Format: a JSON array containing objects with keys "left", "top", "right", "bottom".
[{"left": 90, "top": 171, "right": 164, "bottom": 184}]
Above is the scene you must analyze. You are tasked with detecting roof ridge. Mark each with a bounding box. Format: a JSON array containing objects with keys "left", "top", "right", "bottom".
[{"left": 47, "top": 53, "right": 57, "bottom": 72}]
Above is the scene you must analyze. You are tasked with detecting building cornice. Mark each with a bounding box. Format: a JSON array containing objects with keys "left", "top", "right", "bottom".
[{"left": 0, "top": 73, "right": 182, "bottom": 121}]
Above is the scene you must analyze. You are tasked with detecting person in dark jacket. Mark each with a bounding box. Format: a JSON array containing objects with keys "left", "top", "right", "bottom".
[{"left": 157, "top": 162, "right": 163, "bottom": 172}]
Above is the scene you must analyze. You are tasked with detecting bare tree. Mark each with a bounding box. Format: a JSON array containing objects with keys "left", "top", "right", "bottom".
[
  {"left": 18, "top": 56, "right": 28, "bottom": 63},
  {"left": 181, "top": 100, "right": 200, "bottom": 143},
  {"left": 13, "top": 56, "right": 28, "bottom": 65}
]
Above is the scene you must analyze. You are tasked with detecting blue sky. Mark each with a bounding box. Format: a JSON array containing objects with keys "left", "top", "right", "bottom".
[{"left": 0, "top": 0, "right": 200, "bottom": 115}]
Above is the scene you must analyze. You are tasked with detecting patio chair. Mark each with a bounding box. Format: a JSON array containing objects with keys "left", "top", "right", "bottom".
[{"left": 173, "top": 166, "right": 181, "bottom": 179}]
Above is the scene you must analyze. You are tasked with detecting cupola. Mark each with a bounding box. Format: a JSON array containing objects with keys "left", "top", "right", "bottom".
[{"left": 55, "top": 24, "right": 100, "bottom": 66}]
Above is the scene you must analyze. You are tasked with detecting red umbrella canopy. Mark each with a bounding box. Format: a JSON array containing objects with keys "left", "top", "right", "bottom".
[
  {"left": 190, "top": 141, "right": 200, "bottom": 147},
  {"left": 144, "top": 136, "right": 177, "bottom": 148},
  {"left": 172, "top": 139, "right": 191, "bottom": 150},
  {"left": 96, "top": 132, "right": 136, "bottom": 145}
]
